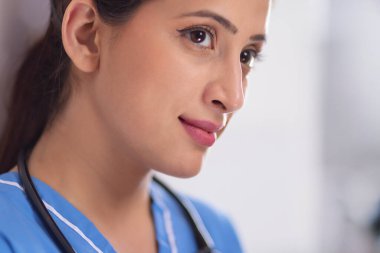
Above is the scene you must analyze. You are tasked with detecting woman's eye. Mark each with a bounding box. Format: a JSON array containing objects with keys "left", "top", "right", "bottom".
[
  {"left": 178, "top": 27, "right": 215, "bottom": 49},
  {"left": 240, "top": 49, "right": 257, "bottom": 68}
]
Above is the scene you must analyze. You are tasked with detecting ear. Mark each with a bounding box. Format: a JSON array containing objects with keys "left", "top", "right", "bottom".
[{"left": 61, "top": 0, "right": 101, "bottom": 73}]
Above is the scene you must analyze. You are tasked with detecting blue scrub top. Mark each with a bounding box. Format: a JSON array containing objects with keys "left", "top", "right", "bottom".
[{"left": 0, "top": 172, "right": 243, "bottom": 252}]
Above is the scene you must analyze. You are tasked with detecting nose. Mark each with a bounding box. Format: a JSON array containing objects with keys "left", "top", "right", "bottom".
[{"left": 203, "top": 57, "right": 245, "bottom": 114}]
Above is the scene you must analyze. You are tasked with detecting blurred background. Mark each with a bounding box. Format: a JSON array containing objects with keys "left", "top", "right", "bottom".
[{"left": 1, "top": 0, "right": 379, "bottom": 252}]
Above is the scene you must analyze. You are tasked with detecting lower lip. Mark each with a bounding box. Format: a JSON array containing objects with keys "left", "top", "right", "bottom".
[{"left": 180, "top": 119, "right": 216, "bottom": 147}]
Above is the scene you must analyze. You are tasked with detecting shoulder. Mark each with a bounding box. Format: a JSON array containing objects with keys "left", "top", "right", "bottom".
[{"left": 0, "top": 172, "right": 58, "bottom": 252}]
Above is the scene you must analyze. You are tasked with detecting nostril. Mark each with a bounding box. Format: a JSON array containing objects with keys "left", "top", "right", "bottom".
[{"left": 212, "top": 100, "right": 226, "bottom": 111}]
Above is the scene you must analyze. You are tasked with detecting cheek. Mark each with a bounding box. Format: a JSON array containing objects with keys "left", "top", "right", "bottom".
[
  {"left": 104, "top": 34, "right": 207, "bottom": 115},
  {"left": 93, "top": 30, "right": 201, "bottom": 145},
  {"left": 93, "top": 45, "right": 208, "bottom": 176}
]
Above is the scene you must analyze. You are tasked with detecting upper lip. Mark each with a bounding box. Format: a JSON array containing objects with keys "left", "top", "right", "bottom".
[{"left": 179, "top": 117, "right": 224, "bottom": 133}]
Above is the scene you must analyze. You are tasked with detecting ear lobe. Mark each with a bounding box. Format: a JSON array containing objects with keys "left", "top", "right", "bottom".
[{"left": 61, "top": 0, "right": 100, "bottom": 73}]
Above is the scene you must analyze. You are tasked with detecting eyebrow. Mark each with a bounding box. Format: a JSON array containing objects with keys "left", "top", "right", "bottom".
[
  {"left": 178, "top": 10, "right": 238, "bottom": 34},
  {"left": 178, "top": 10, "right": 266, "bottom": 43},
  {"left": 250, "top": 34, "right": 266, "bottom": 43}
]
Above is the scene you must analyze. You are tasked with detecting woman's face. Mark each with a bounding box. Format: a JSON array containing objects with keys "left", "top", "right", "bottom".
[{"left": 91, "top": 0, "right": 270, "bottom": 177}]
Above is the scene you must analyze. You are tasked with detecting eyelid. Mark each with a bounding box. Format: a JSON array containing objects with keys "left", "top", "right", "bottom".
[
  {"left": 245, "top": 45, "right": 264, "bottom": 65},
  {"left": 253, "top": 43, "right": 265, "bottom": 61},
  {"left": 247, "top": 43, "right": 263, "bottom": 57},
  {"left": 241, "top": 47, "right": 264, "bottom": 76}
]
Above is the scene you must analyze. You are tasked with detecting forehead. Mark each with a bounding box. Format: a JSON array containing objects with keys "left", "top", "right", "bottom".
[{"left": 146, "top": 0, "right": 271, "bottom": 34}]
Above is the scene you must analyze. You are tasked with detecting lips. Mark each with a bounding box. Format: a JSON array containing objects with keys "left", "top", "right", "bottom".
[{"left": 179, "top": 117, "right": 223, "bottom": 147}]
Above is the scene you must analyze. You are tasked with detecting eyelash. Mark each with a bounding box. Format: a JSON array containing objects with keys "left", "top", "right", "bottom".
[
  {"left": 177, "top": 25, "right": 264, "bottom": 69},
  {"left": 177, "top": 25, "right": 216, "bottom": 50},
  {"left": 241, "top": 48, "right": 264, "bottom": 69}
]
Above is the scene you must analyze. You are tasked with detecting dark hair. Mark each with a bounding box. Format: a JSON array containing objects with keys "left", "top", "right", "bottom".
[{"left": 0, "top": 0, "right": 144, "bottom": 173}]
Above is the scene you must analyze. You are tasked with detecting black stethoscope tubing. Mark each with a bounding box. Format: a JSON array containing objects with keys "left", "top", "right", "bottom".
[{"left": 17, "top": 148, "right": 215, "bottom": 253}]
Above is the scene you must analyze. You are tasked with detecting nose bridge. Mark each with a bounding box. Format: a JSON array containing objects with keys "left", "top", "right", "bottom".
[{"left": 214, "top": 53, "right": 244, "bottom": 113}]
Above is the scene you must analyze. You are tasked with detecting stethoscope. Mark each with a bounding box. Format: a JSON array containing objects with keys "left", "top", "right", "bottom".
[{"left": 17, "top": 148, "right": 216, "bottom": 253}]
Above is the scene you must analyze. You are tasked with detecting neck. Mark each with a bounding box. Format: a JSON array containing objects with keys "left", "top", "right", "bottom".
[{"left": 27, "top": 89, "right": 153, "bottom": 235}]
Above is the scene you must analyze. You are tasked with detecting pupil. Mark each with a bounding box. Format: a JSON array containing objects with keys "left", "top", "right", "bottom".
[
  {"left": 240, "top": 51, "right": 251, "bottom": 64},
  {"left": 191, "top": 31, "right": 206, "bottom": 43}
]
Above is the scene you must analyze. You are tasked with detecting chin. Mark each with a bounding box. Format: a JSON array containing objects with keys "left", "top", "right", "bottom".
[{"left": 156, "top": 154, "right": 205, "bottom": 179}]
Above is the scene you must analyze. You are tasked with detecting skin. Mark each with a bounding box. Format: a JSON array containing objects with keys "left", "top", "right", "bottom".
[{"left": 12, "top": 0, "right": 270, "bottom": 252}]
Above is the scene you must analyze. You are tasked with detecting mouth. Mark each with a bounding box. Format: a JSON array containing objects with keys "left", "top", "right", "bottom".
[{"left": 178, "top": 117, "right": 223, "bottom": 147}]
